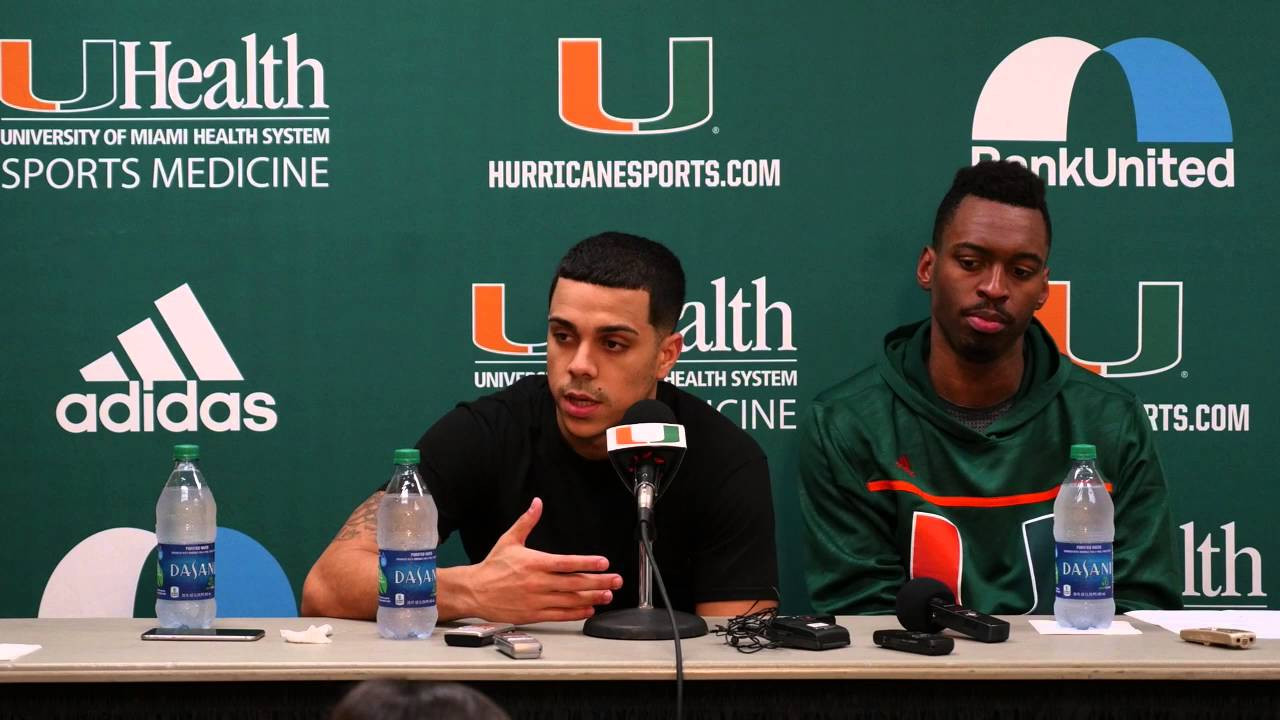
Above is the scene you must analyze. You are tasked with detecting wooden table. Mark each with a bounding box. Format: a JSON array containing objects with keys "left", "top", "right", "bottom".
[{"left": 2, "top": 616, "right": 1278, "bottom": 718}]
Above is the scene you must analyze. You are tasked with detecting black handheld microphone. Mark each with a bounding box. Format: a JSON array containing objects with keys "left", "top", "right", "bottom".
[
  {"left": 605, "top": 399, "right": 687, "bottom": 529},
  {"left": 895, "top": 578, "right": 1010, "bottom": 643}
]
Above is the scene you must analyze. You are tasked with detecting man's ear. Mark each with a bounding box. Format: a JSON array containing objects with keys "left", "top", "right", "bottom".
[
  {"left": 917, "top": 245, "right": 936, "bottom": 290},
  {"left": 1035, "top": 265, "right": 1050, "bottom": 310},
  {"left": 656, "top": 331, "right": 682, "bottom": 380}
]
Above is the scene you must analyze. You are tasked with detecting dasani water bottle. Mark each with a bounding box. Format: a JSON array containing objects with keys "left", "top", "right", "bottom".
[
  {"left": 155, "top": 443, "right": 217, "bottom": 628},
  {"left": 1053, "top": 443, "right": 1114, "bottom": 629},
  {"left": 377, "top": 448, "right": 439, "bottom": 639}
]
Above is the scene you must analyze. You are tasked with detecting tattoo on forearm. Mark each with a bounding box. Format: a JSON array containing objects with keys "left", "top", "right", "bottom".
[{"left": 334, "top": 494, "right": 379, "bottom": 541}]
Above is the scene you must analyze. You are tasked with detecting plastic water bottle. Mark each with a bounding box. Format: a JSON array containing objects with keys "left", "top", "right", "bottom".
[
  {"left": 377, "top": 448, "right": 438, "bottom": 639},
  {"left": 1054, "top": 443, "right": 1114, "bottom": 629},
  {"left": 155, "top": 444, "right": 217, "bottom": 628}
]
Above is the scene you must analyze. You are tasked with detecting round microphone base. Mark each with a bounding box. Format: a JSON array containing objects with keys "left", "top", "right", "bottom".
[{"left": 583, "top": 607, "right": 708, "bottom": 640}]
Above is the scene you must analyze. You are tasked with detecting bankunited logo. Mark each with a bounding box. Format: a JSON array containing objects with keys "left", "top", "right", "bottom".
[
  {"left": 55, "top": 283, "right": 277, "bottom": 433},
  {"left": 972, "top": 37, "right": 1233, "bottom": 188},
  {"left": 558, "top": 37, "right": 712, "bottom": 134},
  {"left": 0, "top": 34, "right": 326, "bottom": 114},
  {"left": 1035, "top": 280, "right": 1183, "bottom": 378}
]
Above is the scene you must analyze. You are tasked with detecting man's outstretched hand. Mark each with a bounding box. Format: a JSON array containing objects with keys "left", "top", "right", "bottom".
[{"left": 445, "top": 498, "right": 623, "bottom": 624}]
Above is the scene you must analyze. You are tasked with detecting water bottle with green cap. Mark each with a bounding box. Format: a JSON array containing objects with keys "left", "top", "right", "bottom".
[
  {"left": 1053, "top": 443, "right": 1115, "bottom": 629},
  {"left": 155, "top": 443, "right": 217, "bottom": 628},
  {"left": 377, "top": 448, "right": 438, "bottom": 639}
]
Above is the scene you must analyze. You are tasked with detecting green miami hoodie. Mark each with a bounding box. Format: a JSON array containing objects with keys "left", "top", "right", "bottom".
[{"left": 799, "top": 318, "right": 1182, "bottom": 615}]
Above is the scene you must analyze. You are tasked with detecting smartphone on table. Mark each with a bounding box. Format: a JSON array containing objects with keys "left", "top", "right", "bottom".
[{"left": 141, "top": 628, "right": 265, "bottom": 641}]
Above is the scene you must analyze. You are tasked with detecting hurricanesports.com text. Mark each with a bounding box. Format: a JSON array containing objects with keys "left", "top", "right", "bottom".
[
  {"left": 488, "top": 158, "right": 781, "bottom": 189},
  {"left": 1145, "top": 403, "right": 1250, "bottom": 432}
]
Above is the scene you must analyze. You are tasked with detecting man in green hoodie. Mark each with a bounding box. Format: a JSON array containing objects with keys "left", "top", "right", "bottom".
[{"left": 799, "top": 160, "right": 1182, "bottom": 615}]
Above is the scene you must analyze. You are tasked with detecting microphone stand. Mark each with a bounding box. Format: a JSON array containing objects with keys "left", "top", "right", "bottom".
[{"left": 582, "top": 471, "right": 707, "bottom": 640}]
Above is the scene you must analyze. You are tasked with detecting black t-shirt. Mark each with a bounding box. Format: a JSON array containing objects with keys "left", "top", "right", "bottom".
[{"left": 399, "top": 375, "right": 778, "bottom": 612}]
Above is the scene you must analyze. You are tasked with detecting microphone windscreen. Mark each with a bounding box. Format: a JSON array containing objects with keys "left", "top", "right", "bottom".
[
  {"left": 621, "top": 399, "right": 676, "bottom": 425},
  {"left": 895, "top": 577, "right": 955, "bottom": 632}
]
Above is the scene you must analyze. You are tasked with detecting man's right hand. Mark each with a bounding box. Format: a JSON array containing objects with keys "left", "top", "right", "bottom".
[
  {"left": 447, "top": 497, "right": 622, "bottom": 624},
  {"left": 300, "top": 494, "right": 622, "bottom": 623}
]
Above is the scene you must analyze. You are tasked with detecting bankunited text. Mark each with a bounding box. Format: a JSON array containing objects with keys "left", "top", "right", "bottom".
[{"left": 973, "top": 146, "right": 1233, "bottom": 188}]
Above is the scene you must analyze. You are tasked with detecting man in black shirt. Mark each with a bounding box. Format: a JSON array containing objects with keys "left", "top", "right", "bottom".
[{"left": 302, "top": 233, "right": 778, "bottom": 623}]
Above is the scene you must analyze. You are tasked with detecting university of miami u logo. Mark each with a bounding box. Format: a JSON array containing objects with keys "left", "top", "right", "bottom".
[
  {"left": 1036, "top": 280, "right": 1183, "bottom": 377},
  {"left": 472, "top": 284, "right": 545, "bottom": 356},
  {"left": 0, "top": 39, "right": 117, "bottom": 112},
  {"left": 558, "top": 37, "right": 713, "bottom": 135}
]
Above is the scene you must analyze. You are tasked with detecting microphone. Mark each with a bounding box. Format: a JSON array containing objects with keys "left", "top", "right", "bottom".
[
  {"left": 605, "top": 399, "right": 687, "bottom": 529},
  {"left": 584, "top": 399, "right": 706, "bottom": 642},
  {"left": 895, "top": 578, "right": 1010, "bottom": 643}
]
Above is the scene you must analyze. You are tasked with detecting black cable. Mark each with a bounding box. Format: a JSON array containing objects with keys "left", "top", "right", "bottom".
[
  {"left": 639, "top": 520, "right": 682, "bottom": 720},
  {"left": 711, "top": 606, "right": 781, "bottom": 653}
]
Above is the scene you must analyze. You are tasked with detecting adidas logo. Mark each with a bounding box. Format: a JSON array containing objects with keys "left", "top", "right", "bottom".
[{"left": 55, "top": 283, "right": 278, "bottom": 433}]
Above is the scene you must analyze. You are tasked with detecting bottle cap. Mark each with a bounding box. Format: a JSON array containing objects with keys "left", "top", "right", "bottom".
[
  {"left": 173, "top": 444, "right": 200, "bottom": 461},
  {"left": 393, "top": 448, "right": 420, "bottom": 465},
  {"left": 1069, "top": 443, "right": 1096, "bottom": 460}
]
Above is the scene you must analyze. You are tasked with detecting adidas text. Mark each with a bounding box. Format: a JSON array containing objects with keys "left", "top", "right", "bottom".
[{"left": 56, "top": 381, "right": 277, "bottom": 433}]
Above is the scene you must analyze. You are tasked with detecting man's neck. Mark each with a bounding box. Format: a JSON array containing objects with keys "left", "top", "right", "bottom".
[{"left": 927, "top": 321, "right": 1024, "bottom": 408}]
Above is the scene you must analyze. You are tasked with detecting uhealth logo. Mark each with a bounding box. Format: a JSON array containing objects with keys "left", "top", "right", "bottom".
[
  {"left": 972, "top": 37, "right": 1233, "bottom": 188},
  {"left": 1035, "top": 280, "right": 1183, "bottom": 377},
  {"left": 0, "top": 34, "right": 326, "bottom": 113},
  {"left": 472, "top": 279, "right": 800, "bottom": 430},
  {"left": 558, "top": 37, "right": 712, "bottom": 134},
  {"left": 473, "top": 278, "right": 795, "bottom": 357},
  {"left": 56, "top": 284, "right": 277, "bottom": 433}
]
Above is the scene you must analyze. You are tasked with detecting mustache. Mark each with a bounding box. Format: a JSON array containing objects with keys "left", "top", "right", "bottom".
[
  {"left": 560, "top": 381, "right": 606, "bottom": 403},
  {"left": 962, "top": 303, "right": 1013, "bottom": 323}
]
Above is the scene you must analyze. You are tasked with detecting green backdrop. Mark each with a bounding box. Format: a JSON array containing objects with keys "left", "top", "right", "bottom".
[{"left": 3, "top": 1, "right": 1275, "bottom": 617}]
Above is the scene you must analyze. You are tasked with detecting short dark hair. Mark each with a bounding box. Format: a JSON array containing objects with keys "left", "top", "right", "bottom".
[
  {"left": 932, "top": 160, "right": 1052, "bottom": 250},
  {"left": 331, "top": 680, "right": 509, "bottom": 720},
  {"left": 550, "top": 231, "right": 686, "bottom": 334}
]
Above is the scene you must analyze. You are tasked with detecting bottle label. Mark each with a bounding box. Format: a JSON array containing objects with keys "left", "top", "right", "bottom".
[
  {"left": 378, "top": 549, "right": 437, "bottom": 609},
  {"left": 155, "top": 543, "right": 216, "bottom": 601},
  {"left": 1054, "top": 542, "right": 1113, "bottom": 600}
]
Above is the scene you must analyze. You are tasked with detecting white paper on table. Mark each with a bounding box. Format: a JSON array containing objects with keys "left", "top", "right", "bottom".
[
  {"left": 1126, "top": 610, "right": 1280, "bottom": 639},
  {"left": 0, "top": 644, "right": 42, "bottom": 661},
  {"left": 1028, "top": 620, "right": 1142, "bottom": 635},
  {"left": 280, "top": 624, "right": 334, "bottom": 644}
]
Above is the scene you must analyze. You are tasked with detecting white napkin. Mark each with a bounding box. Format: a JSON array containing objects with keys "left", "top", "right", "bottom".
[
  {"left": 0, "top": 643, "right": 42, "bottom": 660},
  {"left": 1029, "top": 619, "right": 1141, "bottom": 635},
  {"left": 280, "top": 624, "right": 334, "bottom": 644},
  {"left": 1127, "top": 610, "right": 1280, "bottom": 639}
]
